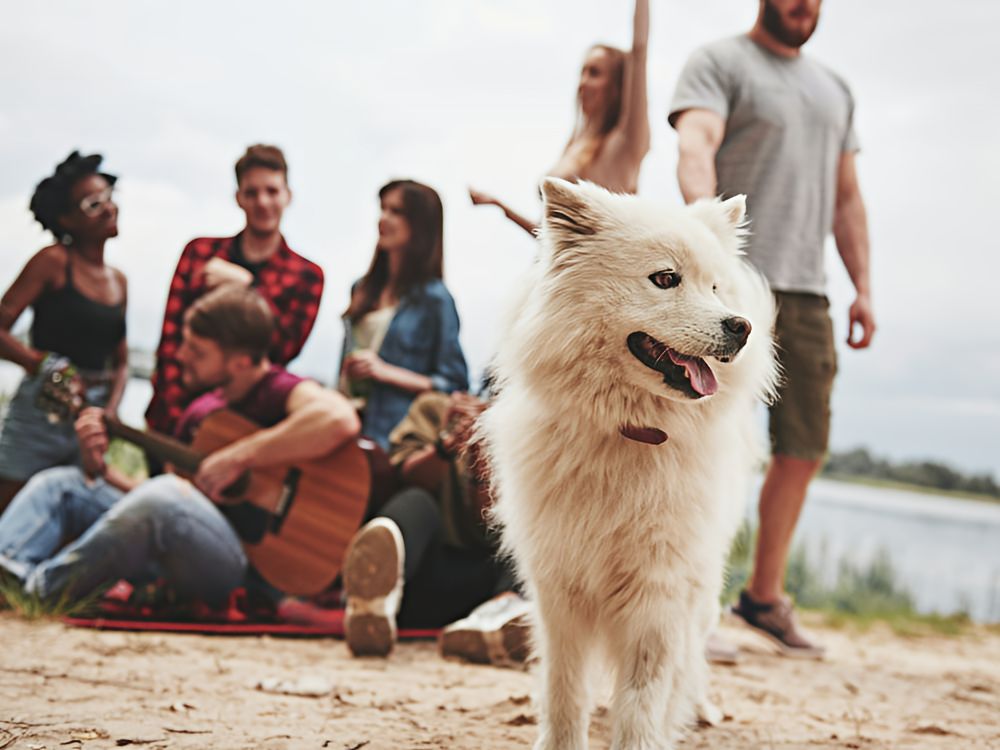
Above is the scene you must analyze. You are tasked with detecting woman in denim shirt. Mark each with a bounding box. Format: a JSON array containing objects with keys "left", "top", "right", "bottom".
[{"left": 339, "top": 180, "right": 468, "bottom": 449}]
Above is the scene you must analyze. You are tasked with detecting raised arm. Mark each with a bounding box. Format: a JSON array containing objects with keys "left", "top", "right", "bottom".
[
  {"left": 0, "top": 246, "right": 61, "bottom": 373},
  {"left": 615, "top": 0, "right": 651, "bottom": 158},
  {"left": 833, "top": 151, "right": 875, "bottom": 349},
  {"left": 469, "top": 188, "right": 538, "bottom": 236},
  {"left": 674, "top": 108, "right": 725, "bottom": 203}
]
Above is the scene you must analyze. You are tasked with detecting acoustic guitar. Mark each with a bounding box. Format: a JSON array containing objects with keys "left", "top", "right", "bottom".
[{"left": 38, "top": 368, "right": 371, "bottom": 596}]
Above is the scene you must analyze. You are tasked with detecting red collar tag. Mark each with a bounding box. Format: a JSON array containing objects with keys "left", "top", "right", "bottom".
[{"left": 619, "top": 425, "right": 668, "bottom": 445}]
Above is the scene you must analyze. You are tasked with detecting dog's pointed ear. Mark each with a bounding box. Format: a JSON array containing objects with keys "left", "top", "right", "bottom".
[
  {"left": 690, "top": 194, "right": 749, "bottom": 251},
  {"left": 540, "top": 178, "right": 602, "bottom": 253}
]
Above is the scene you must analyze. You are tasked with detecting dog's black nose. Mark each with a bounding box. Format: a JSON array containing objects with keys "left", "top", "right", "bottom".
[{"left": 722, "top": 316, "right": 752, "bottom": 345}]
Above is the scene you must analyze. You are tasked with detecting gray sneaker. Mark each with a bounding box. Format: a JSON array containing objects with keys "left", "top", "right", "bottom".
[
  {"left": 342, "top": 518, "right": 405, "bottom": 657},
  {"left": 731, "top": 589, "right": 826, "bottom": 660},
  {"left": 439, "top": 593, "right": 532, "bottom": 667}
]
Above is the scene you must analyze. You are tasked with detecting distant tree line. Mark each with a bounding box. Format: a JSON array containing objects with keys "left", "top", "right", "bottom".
[{"left": 823, "top": 447, "right": 1000, "bottom": 499}]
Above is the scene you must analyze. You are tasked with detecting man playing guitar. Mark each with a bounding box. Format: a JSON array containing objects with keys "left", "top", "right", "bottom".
[{"left": 0, "top": 286, "right": 359, "bottom": 606}]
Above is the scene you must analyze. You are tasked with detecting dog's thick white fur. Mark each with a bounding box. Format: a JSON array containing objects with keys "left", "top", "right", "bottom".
[{"left": 481, "top": 179, "right": 778, "bottom": 750}]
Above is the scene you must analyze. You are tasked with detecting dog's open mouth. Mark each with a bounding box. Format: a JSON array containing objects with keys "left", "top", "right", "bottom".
[{"left": 627, "top": 332, "right": 718, "bottom": 398}]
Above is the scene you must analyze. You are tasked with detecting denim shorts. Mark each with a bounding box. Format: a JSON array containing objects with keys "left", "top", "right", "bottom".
[
  {"left": 768, "top": 292, "right": 837, "bottom": 461},
  {"left": 0, "top": 360, "right": 109, "bottom": 482}
]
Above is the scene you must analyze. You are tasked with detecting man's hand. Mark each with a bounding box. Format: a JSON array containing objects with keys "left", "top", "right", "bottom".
[
  {"left": 75, "top": 407, "right": 108, "bottom": 479},
  {"left": 201, "top": 257, "right": 253, "bottom": 291},
  {"left": 194, "top": 444, "right": 249, "bottom": 502},
  {"left": 847, "top": 293, "right": 876, "bottom": 349},
  {"left": 343, "top": 349, "right": 388, "bottom": 383}
]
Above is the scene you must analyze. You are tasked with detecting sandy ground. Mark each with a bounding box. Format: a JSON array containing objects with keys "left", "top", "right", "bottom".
[{"left": 1, "top": 612, "right": 998, "bottom": 750}]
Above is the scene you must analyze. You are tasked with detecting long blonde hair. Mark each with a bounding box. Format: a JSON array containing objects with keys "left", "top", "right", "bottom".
[{"left": 564, "top": 44, "right": 626, "bottom": 171}]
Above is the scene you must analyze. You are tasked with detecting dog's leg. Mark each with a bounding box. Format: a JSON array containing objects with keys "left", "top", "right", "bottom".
[
  {"left": 607, "top": 619, "right": 678, "bottom": 750},
  {"left": 534, "top": 591, "right": 592, "bottom": 750},
  {"left": 689, "top": 595, "right": 723, "bottom": 728},
  {"left": 660, "top": 587, "right": 719, "bottom": 739}
]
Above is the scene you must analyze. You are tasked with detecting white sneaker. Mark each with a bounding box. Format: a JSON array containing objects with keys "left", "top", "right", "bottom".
[
  {"left": 439, "top": 592, "right": 532, "bottom": 667},
  {"left": 705, "top": 630, "right": 740, "bottom": 665},
  {"left": 342, "top": 518, "right": 405, "bottom": 657}
]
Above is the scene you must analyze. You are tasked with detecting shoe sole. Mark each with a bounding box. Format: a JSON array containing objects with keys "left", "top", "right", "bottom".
[
  {"left": 343, "top": 524, "right": 401, "bottom": 600},
  {"left": 440, "top": 614, "right": 531, "bottom": 666},
  {"left": 705, "top": 646, "right": 740, "bottom": 665},
  {"left": 343, "top": 523, "right": 401, "bottom": 657},
  {"left": 345, "top": 612, "right": 395, "bottom": 657}
]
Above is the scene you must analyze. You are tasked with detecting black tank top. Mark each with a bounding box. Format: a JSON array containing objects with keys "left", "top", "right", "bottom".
[{"left": 31, "top": 258, "right": 127, "bottom": 371}]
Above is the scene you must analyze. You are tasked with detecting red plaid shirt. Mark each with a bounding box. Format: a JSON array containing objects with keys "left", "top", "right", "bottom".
[{"left": 145, "top": 234, "right": 324, "bottom": 435}]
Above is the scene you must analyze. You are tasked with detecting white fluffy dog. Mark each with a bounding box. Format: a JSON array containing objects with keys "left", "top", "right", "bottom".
[{"left": 481, "top": 179, "right": 778, "bottom": 750}]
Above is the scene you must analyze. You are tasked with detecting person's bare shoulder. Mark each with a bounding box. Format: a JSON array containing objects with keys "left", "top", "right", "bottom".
[{"left": 27, "top": 244, "right": 70, "bottom": 285}]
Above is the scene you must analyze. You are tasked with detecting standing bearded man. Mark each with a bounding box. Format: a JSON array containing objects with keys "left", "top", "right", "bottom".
[{"left": 670, "top": 0, "right": 875, "bottom": 658}]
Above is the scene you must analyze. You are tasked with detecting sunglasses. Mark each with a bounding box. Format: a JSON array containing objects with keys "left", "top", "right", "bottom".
[{"left": 78, "top": 186, "right": 115, "bottom": 217}]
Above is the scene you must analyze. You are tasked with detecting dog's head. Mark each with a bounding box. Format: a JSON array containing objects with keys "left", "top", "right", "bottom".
[{"left": 534, "top": 178, "right": 776, "bottom": 405}]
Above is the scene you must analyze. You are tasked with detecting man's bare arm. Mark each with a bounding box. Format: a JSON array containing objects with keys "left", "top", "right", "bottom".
[
  {"left": 674, "top": 108, "right": 725, "bottom": 203},
  {"left": 232, "top": 381, "right": 360, "bottom": 469},
  {"left": 833, "top": 151, "right": 875, "bottom": 349},
  {"left": 194, "top": 381, "right": 361, "bottom": 499}
]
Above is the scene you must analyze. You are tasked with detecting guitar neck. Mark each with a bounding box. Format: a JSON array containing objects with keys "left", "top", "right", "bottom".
[{"left": 105, "top": 418, "right": 203, "bottom": 475}]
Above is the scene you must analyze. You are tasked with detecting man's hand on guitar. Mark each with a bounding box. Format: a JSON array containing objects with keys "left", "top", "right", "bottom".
[
  {"left": 75, "top": 407, "right": 108, "bottom": 479},
  {"left": 195, "top": 444, "right": 250, "bottom": 502}
]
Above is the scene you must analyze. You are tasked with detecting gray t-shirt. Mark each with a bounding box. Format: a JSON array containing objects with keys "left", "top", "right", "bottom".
[{"left": 669, "top": 34, "right": 858, "bottom": 294}]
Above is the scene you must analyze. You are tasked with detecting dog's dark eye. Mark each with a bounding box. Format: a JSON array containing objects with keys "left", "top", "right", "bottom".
[{"left": 649, "top": 270, "right": 681, "bottom": 289}]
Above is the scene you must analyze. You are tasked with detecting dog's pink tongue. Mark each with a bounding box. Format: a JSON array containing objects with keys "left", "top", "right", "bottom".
[{"left": 668, "top": 351, "right": 718, "bottom": 396}]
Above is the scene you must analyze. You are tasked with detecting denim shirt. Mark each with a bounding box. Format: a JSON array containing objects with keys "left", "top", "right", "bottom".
[{"left": 341, "top": 279, "right": 469, "bottom": 449}]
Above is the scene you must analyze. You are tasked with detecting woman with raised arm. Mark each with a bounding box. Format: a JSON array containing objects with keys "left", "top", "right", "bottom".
[
  {"left": 469, "top": 0, "right": 650, "bottom": 234},
  {"left": 0, "top": 152, "right": 128, "bottom": 508},
  {"left": 339, "top": 179, "right": 469, "bottom": 451}
]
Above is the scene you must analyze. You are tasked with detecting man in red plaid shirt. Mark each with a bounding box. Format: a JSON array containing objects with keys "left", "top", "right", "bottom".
[{"left": 145, "top": 145, "right": 324, "bottom": 437}]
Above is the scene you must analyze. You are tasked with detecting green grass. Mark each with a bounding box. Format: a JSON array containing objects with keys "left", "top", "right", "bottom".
[
  {"left": 818, "top": 608, "right": 972, "bottom": 637},
  {"left": 0, "top": 573, "right": 105, "bottom": 620},
  {"left": 0, "top": 439, "right": 144, "bottom": 622},
  {"left": 106, "top": 438, "right": 148, "bottom": 480}
]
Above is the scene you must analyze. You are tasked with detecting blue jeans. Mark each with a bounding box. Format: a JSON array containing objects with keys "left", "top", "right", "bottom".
[{"left": 0, "top": 467, "right": 247, "bottom": 606}]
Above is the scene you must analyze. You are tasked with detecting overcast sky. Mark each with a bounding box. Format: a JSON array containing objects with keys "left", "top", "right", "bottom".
[{"left": 2, "top": 1, "right": 998, "bottom": 477}]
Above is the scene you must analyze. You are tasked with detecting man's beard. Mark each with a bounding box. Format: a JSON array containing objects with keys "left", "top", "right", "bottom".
[
  {"left": 182, "top": 371, "right": 230, "bottom": 396},
  {"left": 761, "top": 0, "right": 818, "bottom": 48}
]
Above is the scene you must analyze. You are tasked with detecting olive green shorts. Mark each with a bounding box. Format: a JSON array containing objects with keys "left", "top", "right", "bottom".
[{"left": 768, "top": 292, "right": 837, "bottom": 461}]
